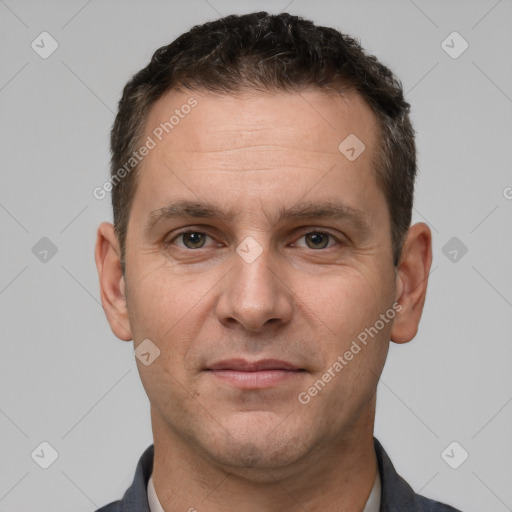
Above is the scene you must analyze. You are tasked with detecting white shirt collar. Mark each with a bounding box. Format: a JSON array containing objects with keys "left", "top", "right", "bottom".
[
  {"left": 147, "top": 473, "right": 165, "bottom": 512},
  {"left": 363, "top": 468, "right": 381, "bottom": 512},
  {"left": 148, "top": 469, "right": 380, "bottom": 512}
]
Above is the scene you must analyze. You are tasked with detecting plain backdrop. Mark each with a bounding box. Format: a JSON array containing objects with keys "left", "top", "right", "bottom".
[{"left": 0, "top": 1, "right": 511, "bottom": 511}]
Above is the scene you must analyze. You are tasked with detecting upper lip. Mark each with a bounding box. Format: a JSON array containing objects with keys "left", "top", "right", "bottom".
[{"left": 207, "top": 359, "right": 302, "bottom": 371}]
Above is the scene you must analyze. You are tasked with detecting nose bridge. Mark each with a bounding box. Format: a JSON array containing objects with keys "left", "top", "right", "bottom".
[
  {"left": 216, "top": 241, "right": 293, "bottom": 331},
  {"left": 235, "top": 247, "right": 276, "bottom": 300}
]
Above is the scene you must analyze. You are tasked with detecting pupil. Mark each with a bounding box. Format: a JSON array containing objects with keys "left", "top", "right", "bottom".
[
  {"left": 185, "top": 232, "right": 204, "bottom": 248},
  {"left": 307, "top": 233, "right": 328, "bottom": 249}
]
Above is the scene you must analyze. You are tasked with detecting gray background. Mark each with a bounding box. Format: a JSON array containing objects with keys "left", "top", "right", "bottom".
[{"left": 1, "top": 0, "right": 511, "bottom": 511}]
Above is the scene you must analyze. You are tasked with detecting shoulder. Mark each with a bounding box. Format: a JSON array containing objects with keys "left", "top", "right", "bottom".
[
  {"left": 374, "top": 438, "right": 463, "bottom": 512},
  {"left": 95, "top": 502, "right": 122, "bottom": 512},
  {"left": 408, "top": 493, "right": 463, "bottom": 511},
  {"left": 93, "top": 445, "right": 154, "bottom": 512}
]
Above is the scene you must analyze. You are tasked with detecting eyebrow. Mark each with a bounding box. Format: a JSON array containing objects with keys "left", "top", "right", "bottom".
[
  {"left": 145, "top": 201, "right": 235, "bottom": 236},
  {"left": 144, "top": 199, "right": 371, "bottom": 237}
]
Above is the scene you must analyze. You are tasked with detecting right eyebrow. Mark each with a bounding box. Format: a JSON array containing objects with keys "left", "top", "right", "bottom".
[{"left": 144, "top": 200, "right": 236, "bottom": 237}]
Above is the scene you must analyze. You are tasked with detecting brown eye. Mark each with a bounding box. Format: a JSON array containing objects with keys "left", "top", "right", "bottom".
[
  {"left": 180, "top": 232, "right": 207, "bottom": 249},
  {"left": 304, "top": 232, "right": 330, "bottom": 249}
]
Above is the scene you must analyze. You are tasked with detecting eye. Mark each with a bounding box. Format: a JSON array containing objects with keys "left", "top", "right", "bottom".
[
  {"left": 172, "top": 231, "right": 213, "bottom": 249},
  {"left": 294, "top": 231, "right": 338, "bottom": 250}
]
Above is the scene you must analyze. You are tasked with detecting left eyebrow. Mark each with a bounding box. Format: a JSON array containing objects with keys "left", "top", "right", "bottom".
[{"left": 272, "top": 200, "right": 372, "bottom": 235}]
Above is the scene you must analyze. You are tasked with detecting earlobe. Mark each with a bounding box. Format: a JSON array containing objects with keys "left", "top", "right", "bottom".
[
  {"left": 390, "top": 222, "right": 432, "bottom": 344},
  {"left": 94, "top": 222, "right": 133, "bottom": 341}
]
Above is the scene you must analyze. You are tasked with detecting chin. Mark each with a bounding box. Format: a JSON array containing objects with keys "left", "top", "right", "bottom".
[{"left": 199, "top": 415, "right": 314, "bottom": 475}]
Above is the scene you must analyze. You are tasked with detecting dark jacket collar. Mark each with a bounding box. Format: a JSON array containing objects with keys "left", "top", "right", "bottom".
[
  {"left": 373, "top": 437, "right": 458, "bottom": 511},
  {"left": 96, "top": 438, "right": 461, "bottom": 511}
]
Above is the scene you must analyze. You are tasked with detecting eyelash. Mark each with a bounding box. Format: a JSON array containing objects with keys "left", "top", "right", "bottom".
[{"left": 164, "top": 229, "right": 343, "bottom": 251}]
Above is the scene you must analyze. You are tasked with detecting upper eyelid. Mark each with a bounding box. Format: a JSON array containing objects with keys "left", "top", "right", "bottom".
[
  {"left": 291, "top": 231, "right": 341, "bottom": 248},
  {"left": 167, "top": 230, "right": 215, "bottom": 246},
  {"left": 167, "top": 228, "right": 343, "bottom": 247}
]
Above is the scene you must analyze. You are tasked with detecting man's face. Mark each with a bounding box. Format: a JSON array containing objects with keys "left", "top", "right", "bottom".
[{"left": 114, "top": 89, "right": 401, "bottom": 472}]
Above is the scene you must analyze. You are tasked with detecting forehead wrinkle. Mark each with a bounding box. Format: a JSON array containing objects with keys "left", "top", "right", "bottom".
[{"left": 165, "top": 145, "right": 339, "bottom": 158}]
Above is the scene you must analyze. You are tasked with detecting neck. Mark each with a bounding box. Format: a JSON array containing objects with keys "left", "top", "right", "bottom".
[{"left": 151, "top": 402, "right": 378, "bottom": 512}]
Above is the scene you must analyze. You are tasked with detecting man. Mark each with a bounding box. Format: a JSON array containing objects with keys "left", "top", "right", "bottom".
[{"left": 94, "top": 11, "right": 461, "bottom": 512}]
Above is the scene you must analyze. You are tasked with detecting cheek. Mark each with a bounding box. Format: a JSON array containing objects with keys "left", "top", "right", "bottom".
[
  {"left": 126, "top": 261, "right": 214, "bottom": 340},
  {"left": 138, "top": 361, "right": 199, "bottom": 424},
  {"left": 298, "top": 268, "right": 387, "bottom": 339},
  {"left": 302, "top": 272, "right": 392, "bottom": 412}
]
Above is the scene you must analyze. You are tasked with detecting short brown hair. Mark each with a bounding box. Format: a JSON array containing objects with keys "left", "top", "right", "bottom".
[{"left": 110, "top": 11, "right": 416, "bottom": 272}]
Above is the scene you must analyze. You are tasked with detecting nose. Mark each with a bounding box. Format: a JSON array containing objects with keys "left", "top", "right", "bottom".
[{"left": 215, "top": 246, "right": 293, "bottom": 333}]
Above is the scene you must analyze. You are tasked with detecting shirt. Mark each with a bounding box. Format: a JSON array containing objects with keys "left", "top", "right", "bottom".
[
  {"left": 148, "top": 469, "right": 380, "bottom": 512},
  {"left": 95, "top": 438, "right": 463, "bottom": 511}
]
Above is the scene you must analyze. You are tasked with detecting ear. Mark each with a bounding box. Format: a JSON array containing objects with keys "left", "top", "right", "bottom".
[
  {"left": 390, "top": 222, "right": 432, "bottom": 344},
  {"left": 94, "top": 222, "right": 132, "bottom": 341}
]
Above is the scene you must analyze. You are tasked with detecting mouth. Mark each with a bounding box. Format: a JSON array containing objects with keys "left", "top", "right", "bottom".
[{"left": 204, "top": 359, "right": 306, "bottom": 389}]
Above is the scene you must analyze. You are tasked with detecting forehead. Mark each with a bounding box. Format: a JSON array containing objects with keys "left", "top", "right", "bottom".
[
  {"left": 143, "top": 88, "right": 378, "bottom": 161},
  {"left": 132, "top": 88, "right": 383, "bottom": 225}
]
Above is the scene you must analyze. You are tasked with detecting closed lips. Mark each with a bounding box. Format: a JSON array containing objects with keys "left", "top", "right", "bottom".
[{"left": 206, "top": 359, "right": 304, "bottom": 371}]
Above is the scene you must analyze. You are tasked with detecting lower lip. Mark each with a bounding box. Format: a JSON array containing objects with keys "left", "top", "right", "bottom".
[{"left": 208, "top": 369, "right": 305, "bottom": 389}]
